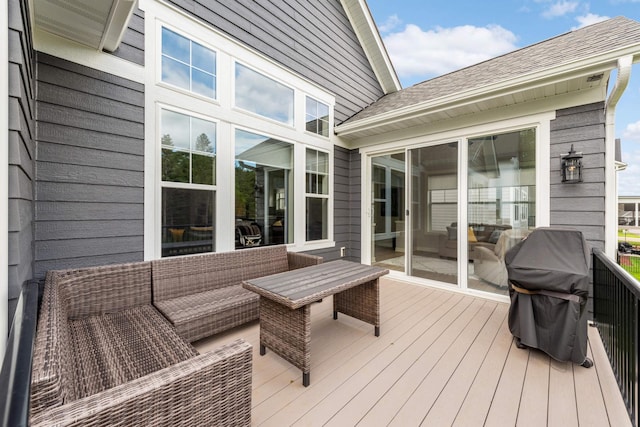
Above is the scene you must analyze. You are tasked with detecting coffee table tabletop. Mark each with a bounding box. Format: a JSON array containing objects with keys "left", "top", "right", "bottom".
[{"left": 242, "top": 260, "right": 389, "bottom": 309}]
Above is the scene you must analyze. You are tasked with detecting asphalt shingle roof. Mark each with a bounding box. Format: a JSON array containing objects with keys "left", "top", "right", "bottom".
[{"left": 342, "top": 16, "right": 640, "bottom": 125}]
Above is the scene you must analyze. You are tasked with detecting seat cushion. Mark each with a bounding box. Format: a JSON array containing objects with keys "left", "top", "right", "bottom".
[
  {"left": 69, "top": 305, "right": 197, "bottom": 399},
  {"left": 154, "top": 286, "right": 259, "bottom": 342}
]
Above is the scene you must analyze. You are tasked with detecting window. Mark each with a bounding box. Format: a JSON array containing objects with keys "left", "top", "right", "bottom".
[
  {"left": 161, "top": 27, "right": 216, "bottom": 99},
  {"left": 161, "top": 108, "right": 216, "bottom": 257},
  {"left": 235, "top": 129, "right": 293, "bottom": 248},
  {"left": 305, "top": 149, "right": 329, "bottom": 241},
  {"left": 161, "top": 109, "right": 216, "bottom": 185},
  {"left": 235, "top": 63, "right": 294, "bottom": 125},
  {"left": 305, "top": 96, "right": 329, "bottom": 137},
  {"left": 150, "top": 9, "right": 336, "bottom": 258}
]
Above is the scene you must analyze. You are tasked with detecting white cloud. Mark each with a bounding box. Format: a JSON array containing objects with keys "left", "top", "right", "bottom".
[
  {"left": 383, "top": 24, "right": 518, "bottom": 81},
  {"left": 619, "top": 150, "right": 640, "bottom": 195},
  {"left": 623, "top": 120, "right": 640, "bottom": 141},
  {"left": 378, "top": 14, "right": 402, "bottom": 34},
  {"left": 572, "top": 13, "right": 610, "bottom": 29},
  {"left": 542, "top": 1, "right": 579, "bottom": 18}
]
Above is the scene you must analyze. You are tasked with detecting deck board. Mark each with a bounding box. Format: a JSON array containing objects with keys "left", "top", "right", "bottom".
[{"left": 194, "top": 278, "right": 630, "bottom": 426}]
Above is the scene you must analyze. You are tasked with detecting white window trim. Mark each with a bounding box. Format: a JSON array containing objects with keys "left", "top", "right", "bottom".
[
  {"left": 304, "top": 95, "right": 331, "bottom": 139},
  {"left": 144, "top": 1, "right": 337, "bottom": 258},
  {"left": 304, "top": 148, "right": 332, "bottom": 244},
  {"left": 360, "top": 112, "right": 554, "bottom": 285}
]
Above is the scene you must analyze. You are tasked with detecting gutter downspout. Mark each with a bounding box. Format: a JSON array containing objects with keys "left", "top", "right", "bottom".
[{"left": 604, "top": 55, "right": 633, "bottom": 258}]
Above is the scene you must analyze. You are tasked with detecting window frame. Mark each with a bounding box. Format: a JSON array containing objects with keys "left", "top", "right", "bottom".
[
  {"left": 146, "top": 7, "right": 336, "bottom": 259},
  {"left": 304, "top": 148, "right": 331, "bottom": 242}
]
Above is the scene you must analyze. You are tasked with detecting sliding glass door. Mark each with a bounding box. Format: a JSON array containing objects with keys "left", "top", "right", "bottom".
[
  {"left": 467, "top": 129, "right": 536, "bottom": 295},
  {"left": 371, "top": 154, "right": 406, "bottom": 272},
  {"left": 408, "top": 143, "right": 459, "bottom": 284},
  {"left": 367, "top": 128, "right": 536, "bottom": 296}
]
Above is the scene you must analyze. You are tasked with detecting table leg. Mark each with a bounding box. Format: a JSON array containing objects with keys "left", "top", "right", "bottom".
[
  {"left": 333, "top": 279, "right": 380, "bottom": 336},
  {"left": 259, "top": 297, "right": 312, "bottom": 386}
]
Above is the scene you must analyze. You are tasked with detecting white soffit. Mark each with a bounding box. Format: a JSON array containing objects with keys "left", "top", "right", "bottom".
[{"left": 32, "top": 0, "right": 136, "bottom": 52}]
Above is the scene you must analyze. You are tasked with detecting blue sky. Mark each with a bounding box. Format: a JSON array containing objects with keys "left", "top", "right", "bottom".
[{"left": 366, "top": 0, "right": 640, "bottom": 196}]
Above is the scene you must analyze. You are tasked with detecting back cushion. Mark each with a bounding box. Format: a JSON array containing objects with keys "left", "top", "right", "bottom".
[
  {"left": 59, "top": 262, "right": 152, "bottom": 319},
  {"left": 152, "top": 245, "right": 289, "bottom": 301}
]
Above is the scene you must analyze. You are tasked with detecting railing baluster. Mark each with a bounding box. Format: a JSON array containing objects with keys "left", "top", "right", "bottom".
[{"left": 593, "top": 248, "right": 640, "bottom": 426}]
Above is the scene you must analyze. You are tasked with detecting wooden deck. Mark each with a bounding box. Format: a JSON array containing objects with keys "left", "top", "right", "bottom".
[{"left": 194, "top": 278, "right": 630, "bottom": 426}]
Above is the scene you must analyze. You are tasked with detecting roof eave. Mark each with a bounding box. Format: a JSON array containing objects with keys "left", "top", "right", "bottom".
[
  {"left": 340, "top": 0, "right": 402, "bottom": 94},
  {"left": 336, "top": 44, "right": 640, "bottom": 137}
]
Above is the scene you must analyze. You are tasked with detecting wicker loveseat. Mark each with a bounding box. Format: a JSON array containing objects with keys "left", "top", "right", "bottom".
[
  {"left": 152, "top": 245, "right": 323, "bottom": 342},
  {"left": 30, "top": 262, "right": 253, "bottom": 427}
]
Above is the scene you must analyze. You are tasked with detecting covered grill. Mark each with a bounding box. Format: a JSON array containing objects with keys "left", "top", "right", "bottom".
[{"left": 505, "top": 227, "right": 592, "bottom": 367}]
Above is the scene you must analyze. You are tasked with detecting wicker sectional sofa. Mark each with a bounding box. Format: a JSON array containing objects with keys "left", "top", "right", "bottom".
[
  {"left": 152, "top": 245, "right": 323, "bottom": 342},
  {"left": 30, "top": 261, "right": 253, "bottom": 426},
  {"left": 30, "top": 245, "right": 321, "bottom": 425}
]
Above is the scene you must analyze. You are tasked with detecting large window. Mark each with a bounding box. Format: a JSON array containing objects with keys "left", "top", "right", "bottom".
[
  {"left": 161, "top": 108, "right": 216, "bottom": 257},
  {"left": 235, "top": 129, "right": 293, "bottom": 248},
  {"left": 305, "top": 149, "right": 329, "bottom": 241},
  {"left": 151, "top": 17, "right": 334, "bottom": 258},
  {"left": 161, "top": 27, "right": 216, "bottom": 99},
  {"left": 235, "top": 63, "right": 294, "bottom": 125}
]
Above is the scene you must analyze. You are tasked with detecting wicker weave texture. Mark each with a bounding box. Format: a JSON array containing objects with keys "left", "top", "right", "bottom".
[
  {"left": 333, "top": 279, "right": 380, "bottom": 328},
  {"left": 152, "top": 245, "right": 322, "bottom": 342},
  {"left": 155, "top": 286, "right": 259, "bottom": 342},
  {"left": 31, "top": 261, "right": 253, "bottom": 426},
  {"left": 30, "top": 340, "right": 253, "bottom": 427},
  {"left": 69, "top": 305, "right": 197, "bottom": 399},
  {"left": 259, "top": 297, "right": 311, "bottom": 374},
  {"left": 152, "top": 245, "right": 291, "bottom": 302},
  {"left": 55, "top": 262, "right": 152, "bottom": 318}
]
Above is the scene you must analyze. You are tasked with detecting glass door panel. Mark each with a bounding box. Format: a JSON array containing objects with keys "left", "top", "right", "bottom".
[
  {"left": 371, "top": 154, "right": 406, "bottom": 272},
  {"left": 467, "top": 129, "right": 536, "bottom": 295},
  {"left": 408, "top": 143, "right": 458, "bottom": 285}
]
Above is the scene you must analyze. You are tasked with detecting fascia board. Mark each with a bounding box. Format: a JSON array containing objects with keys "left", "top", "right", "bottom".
[
  {"left": 100, "top": 0, "right": 138, "bottom": 52},
  {"left": 337, "top": 43, "right": 640, "bottom": 136},
  {"left": 340, "top": 0, "right": 401, "bottom": 93}
]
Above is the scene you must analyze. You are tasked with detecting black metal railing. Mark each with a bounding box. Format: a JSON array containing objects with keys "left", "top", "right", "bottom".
[
  {"left": 0, "top": 281, "right": 39, "bottom": 427},
  {"left": 593, "top": 248, "right": 640, "bottom": 427},
  {"left": 619, "top": 253, "right": 640, "bottom": 277}
]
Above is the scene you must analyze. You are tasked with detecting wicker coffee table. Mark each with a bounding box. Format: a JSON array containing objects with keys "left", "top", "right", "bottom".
[{"left": 242, "top": 260, "right": 389, "bottom": 386}]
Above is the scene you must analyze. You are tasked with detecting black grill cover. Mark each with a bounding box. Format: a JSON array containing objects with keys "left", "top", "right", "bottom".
[{"left": 505, "top": 227, "right": 590, "bottom": 364}]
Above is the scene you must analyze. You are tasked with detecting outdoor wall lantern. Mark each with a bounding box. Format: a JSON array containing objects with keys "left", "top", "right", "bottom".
[{"left": 561, "top": 144, "right": 583, "bottom": 183}]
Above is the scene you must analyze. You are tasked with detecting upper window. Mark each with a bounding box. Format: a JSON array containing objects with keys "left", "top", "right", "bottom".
[
  {"left": 235, "top": 63, "right": 294, "bottom": 125},
  {"left": 161, "top": 27, "right": 217, "bottom": 99},
  {"left": 305, "top": 97, "right": 330, "bottom": 137},
  {"left": 161, "top": 109, "right": 216, "bottom": 186}
]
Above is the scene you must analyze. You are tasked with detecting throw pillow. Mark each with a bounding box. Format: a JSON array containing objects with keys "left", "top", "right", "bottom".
[
  {"left": 468, "top": 227, "right": 478, "bottom": 243},
  {"left": 488, "top": 229, "right": 502, "bottom": 244}
]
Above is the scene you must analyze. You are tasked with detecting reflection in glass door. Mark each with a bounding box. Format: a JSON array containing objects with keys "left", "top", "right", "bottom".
[
  {"left": 408, "top": 143, "right": 459, "bottom": 284},
  {"left": 467, "top": 129, "right": 536, "bottom": 295},
  {"left": 371, "top": 154, "right": 405, "bottom": 272}
]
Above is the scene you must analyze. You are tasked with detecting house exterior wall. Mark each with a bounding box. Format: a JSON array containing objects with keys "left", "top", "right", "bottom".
[
  {"left": 549, "top": 101, "right": 606, "bottom": 315},
  {"left": 165, "top": 0, "right": 384, "bottom": 124},
  {"left": 550, "top": 102, "right": 606, "bottom": 249},
  {"left": 22, "top": 0, "right": 382, "bottom": 284},
  {"left": 7, "top": 0, "right": 36, "bottom": 321},
  {"left": 33, "top": 53, "right": 145, "bottom": 277}
]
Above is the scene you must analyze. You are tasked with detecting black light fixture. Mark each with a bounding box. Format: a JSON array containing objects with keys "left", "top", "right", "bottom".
[{"left": 561, "top": 144, "right": 583, "bottom": 183}]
